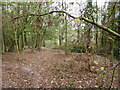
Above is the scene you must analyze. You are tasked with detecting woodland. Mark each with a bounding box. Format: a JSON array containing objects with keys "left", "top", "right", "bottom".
[{"left": 1, "top": 1, "right": 120, "bottom": 89}]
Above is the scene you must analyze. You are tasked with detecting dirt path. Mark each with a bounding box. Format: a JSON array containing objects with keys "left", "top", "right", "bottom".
[
  {"left": 2, "top": 48, "right": 67, "bottom": 88},
  {"left": 2, "top": 48, "right": 119, "bottom": 88}
]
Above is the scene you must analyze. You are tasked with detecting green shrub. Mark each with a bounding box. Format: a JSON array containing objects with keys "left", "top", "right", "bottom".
[
  {"left": 68, "top": 45, "right": 86, "bottom": 53},
  {"left": 113, "top": 47, "right": 120, "bottom": 60}
]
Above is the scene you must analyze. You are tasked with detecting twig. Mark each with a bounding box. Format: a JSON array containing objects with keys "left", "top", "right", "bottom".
[
  {"left": 108, "top": 67, "right": 116, "bottom": 90},
  {"left": 111, "top": 61, "right": 120, "bottom": 69},
  {"left": 108, "top": 60, "right": 120, "bottom": 89}
]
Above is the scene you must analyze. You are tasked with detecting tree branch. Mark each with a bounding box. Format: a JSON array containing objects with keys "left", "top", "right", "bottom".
[
  {"left": 11, "top": 10, "right": 120, "bottom": 38},
  {"left": 80, "top": 17, "right": 120, "bottom": 38}
]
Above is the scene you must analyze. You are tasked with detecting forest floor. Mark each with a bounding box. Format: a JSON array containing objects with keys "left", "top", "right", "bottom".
[{"left": 2, "top": 47, "right": 119, "bottom": 88}]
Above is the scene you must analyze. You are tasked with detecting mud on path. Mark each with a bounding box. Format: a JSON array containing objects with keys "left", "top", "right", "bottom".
[{"left": 2, "top": 47, "right": 119, "bottom": 88}]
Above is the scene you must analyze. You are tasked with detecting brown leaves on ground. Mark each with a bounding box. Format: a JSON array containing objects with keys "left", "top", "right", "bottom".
[{"left": 2, "top": 47, "right": 119, "bottom": 88}]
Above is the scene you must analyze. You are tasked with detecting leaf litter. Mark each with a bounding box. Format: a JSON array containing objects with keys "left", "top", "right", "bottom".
[{"left": 2, "top": 47, "right": 119, "bottom": 88}]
